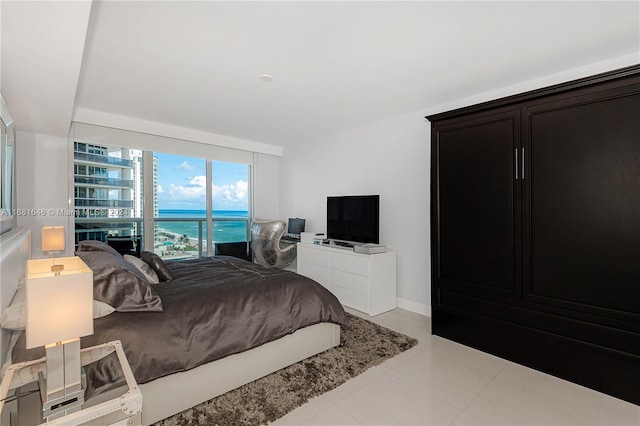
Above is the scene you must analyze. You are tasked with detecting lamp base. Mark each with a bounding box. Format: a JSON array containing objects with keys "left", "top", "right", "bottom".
[
  {"left": 39, "top": 339, "right": 85, "bottom": 421},
  {"left": 38, "top": 372, "right": 85, "bottom": 420},
  {"left": 50, "top": 264, "right": 64, "bottom": 275}
]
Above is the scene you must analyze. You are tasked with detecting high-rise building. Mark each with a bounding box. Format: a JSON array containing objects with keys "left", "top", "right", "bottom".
[
  {"left": 73, "top": 142, "right": 141, "bottom": 244},
  {"left": 129, "top": 149, "right": 144, "bottom": 218},
  {"left": 153, "top": 155, "right": 159, "bottom": 241}
]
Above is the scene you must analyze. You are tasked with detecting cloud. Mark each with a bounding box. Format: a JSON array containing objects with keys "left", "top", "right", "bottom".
[
  {"left": 212, "top": 180, "right": 248, "bottom": 208},
  {"left": 164, "top": 175, "right": 206, "bottom": 203},
  {"left": 156, "top": 184, "right": 164, "bottom": 194},
  {"left": 158, "top": 177, "right": 248, "bottom": 209},
  {"left": 176, "top": 161, "right": 195, "bottom": 171},
  {"left": 188, "top": 175, "right": 207, "bottom": 187}
]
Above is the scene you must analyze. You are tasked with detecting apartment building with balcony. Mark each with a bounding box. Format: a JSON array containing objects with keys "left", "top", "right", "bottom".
[{"left": 73, "top": 142, "right": 142, "bottom": 244}]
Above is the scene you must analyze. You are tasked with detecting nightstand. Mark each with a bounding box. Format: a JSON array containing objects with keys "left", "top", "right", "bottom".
[{"left": 0, "top": 340, "right": 142, "bottom": 425}]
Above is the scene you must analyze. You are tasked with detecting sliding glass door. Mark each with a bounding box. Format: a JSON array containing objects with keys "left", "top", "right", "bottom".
[{"left": 73, "top": 142, "right": 252, "bottom": 259}]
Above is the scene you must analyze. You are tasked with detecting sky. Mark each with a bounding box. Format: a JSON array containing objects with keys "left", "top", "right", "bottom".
[{"left": 154, "top": 153, "right": 249, "bottom": 211}]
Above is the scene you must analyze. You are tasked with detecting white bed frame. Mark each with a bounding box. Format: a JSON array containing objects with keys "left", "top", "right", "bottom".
[
  {"left": 141, "top": 322, "right": 340, "bottom": 424},
  {"left": 0, "top": 227, "right": 341, "bottom": 425},
  {"left": 0, "top": 227, "right": 31, "bottom": 368}
]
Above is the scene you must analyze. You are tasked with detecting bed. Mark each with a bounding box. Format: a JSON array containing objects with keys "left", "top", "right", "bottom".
[{"left": 2, "top": 232, "right": 346, "bottom": 425}]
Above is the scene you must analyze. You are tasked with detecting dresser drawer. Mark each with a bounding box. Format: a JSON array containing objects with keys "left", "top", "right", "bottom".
[
  {"left": 298, "top": 246, "right": 329, "bottom": 267},
  {"left": 331, "top": 269, "right": 369, "bottom": 294},
  {"left": 331, "top": 285, "right": 368, "bottom": 313},
  {"left": 330, "top": 253, "right": 369, "bottom": 276},
  {"left": 298, "top": 263, "right": 330, "bottom": 289},
  {"left": 297, "top": 244, "right": 396, "bottom": 316}
]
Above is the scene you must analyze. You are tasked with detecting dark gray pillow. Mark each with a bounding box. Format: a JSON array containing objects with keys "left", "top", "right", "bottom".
[
  {"left": 76, "top": 250, "right": 163, "bottom": 312},
  {"left": 141, "top": 251, "right": 174, "bottom": 281},
  {"left": 76, "top": 240, "right": 122, "bottom": 257}
]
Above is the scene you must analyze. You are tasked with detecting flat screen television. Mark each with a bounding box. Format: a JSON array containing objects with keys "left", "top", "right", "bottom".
[{"left": 327, "top": 195, "right": 379, "bottom": 244}]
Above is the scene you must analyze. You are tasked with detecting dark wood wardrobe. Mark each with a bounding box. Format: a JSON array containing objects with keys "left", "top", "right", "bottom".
[{"left": 427, "top": 64, "right": 640, "bottom": 405}]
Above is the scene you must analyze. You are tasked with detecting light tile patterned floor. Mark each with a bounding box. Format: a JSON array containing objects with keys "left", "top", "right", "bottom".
[{"left": 273, "top": 307, "right": 640, "bottom": 426}]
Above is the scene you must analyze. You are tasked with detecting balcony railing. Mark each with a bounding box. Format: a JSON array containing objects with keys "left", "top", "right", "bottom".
[
  {"left": 75, "top": 198, "right": 134, "bottom": 208},
  {"left": 74, "top": 175, "right": 134, "bottom": 188},
  {"left": 154, "top": 217, "right": 250, "bottom": 259},
  {"left": 75, "top": 216, "right": 250, "bottom": 260},
  {"left": 75, "top": 219, "right": 139, "bottom": 231},
  {"left": 74, "top": 151, "right": 134, "bottom": 167}
]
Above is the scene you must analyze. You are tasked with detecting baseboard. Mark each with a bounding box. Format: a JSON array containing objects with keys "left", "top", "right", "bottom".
[{"left": 396, "top": 297, "right": 431, "bottom": 317}]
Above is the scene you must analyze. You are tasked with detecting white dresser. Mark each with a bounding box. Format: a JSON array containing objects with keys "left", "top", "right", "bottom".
[{"left": 297, "top": 243, "right": 396, "bottom": 316}]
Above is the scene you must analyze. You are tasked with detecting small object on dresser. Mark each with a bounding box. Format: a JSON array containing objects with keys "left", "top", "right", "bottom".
[
  {"left": 301, "top": 232, "right": 325, "bottom": 244},
  {"left": 312, "top": 235, "right": 327, "bottom": 245},
  {"left": 353, "top": 244, "right": 387, "bottom": 254}
]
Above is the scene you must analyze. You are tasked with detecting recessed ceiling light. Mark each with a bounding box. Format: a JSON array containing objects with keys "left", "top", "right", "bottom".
[{"left": 259, "top": 74, "right": 274, "bottom": 82}]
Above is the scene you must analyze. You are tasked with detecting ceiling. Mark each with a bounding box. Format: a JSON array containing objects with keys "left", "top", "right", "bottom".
[{"left": 2, "top": 1, "right": 639, "bottom": 147}]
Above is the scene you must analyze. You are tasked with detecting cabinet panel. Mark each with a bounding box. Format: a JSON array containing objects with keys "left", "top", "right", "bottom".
[
  {"left": 434, "top": 110, "right": 521, "bottom": 296},
  {"left": 524, "top": 88, "right": 640, "bottom": 318},
  {"left": 429, "top": 65, "right": 640, "bottom": 406}
]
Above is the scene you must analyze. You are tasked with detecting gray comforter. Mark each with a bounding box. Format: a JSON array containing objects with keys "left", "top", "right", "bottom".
[{"left": 12, "top": 256, "right": 347, "bottom": 386}]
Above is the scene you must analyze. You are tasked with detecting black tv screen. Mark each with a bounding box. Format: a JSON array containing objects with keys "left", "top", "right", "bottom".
[
  {"left": 287, "top": 217, "right": 305, "bottom": 235},
  {"left": 327, "top": 195, "right": 379, "bottom": 244}
]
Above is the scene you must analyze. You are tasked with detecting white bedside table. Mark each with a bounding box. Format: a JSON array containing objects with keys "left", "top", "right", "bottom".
[{"left": 0, "top": 340, "right": 142, "bottom": 425}]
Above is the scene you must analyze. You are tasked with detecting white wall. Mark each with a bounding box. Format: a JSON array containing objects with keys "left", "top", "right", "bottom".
[
  {"left": 252, "top": 153, "right": 281, "bottom": 220},
  {"left": 15, "top": 131, "right": 72, "bottom": 258},
  {"left": 280, "top": 53, "right": 639, "bottom": 317},
  {"left": 281, "top": 112, "right": 431, "bottom": 314}
]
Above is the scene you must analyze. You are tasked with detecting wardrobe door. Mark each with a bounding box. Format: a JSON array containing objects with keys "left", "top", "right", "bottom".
[
  {"left": 432, "top": 110, "right": 521, "bottom": 297},
  {"left": 523, "top": 83, "right": 640, "bottom": 320}
]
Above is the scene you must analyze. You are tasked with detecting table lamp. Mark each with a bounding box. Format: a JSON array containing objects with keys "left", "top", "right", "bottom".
[{"left": 26, "top": 256, "right": 93, "bottom": 420}]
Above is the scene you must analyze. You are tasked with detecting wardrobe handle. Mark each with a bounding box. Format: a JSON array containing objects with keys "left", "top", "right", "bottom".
[
  {"left": 515, "top": 148, "right": 519, "bottom": 180},
  {"left": 522, "top": 148, "right": 525, "bottom": 179}
]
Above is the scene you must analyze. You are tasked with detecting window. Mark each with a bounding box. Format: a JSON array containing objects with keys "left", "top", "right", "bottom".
[
  {"left": 72, "top": 141, "right": 252, "bottom": 259},
  {"left": 211, "top": 160, "right": 249, "bottom": 244},
  {"left": 88, "top": 145, "right": 107, "bottom": 156},
  {"left": 153, "top": 155, "right": 251, "bottom": 259},
  {"left": 73, "top": 143, "right": 142, "bottom": 246},
  {"left": 153, "top": 153, "right": 206, "bottom": 259}
]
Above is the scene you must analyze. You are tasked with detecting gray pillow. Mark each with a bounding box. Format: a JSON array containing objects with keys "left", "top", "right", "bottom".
[
  {"left": 124, "top": 254, "right": 160, "bottom": 284},
  {"left": 76, "top": 240, "right": 122, "bottom": 257},
  {"left": 76, "top": 250, "right": 163, "bottom": 312},
  {"left": 141, "top": 251, "right": 174, "bottom": 281}
]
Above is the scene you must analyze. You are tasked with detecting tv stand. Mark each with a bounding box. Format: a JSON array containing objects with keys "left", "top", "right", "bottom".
[{"left": 297, "top": 243, "right": 396, "bottom": 316}]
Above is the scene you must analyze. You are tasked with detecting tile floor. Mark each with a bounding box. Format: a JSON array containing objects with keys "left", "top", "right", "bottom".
[{"left": 273, "top": 308, "right": 640, "bottom": 426}]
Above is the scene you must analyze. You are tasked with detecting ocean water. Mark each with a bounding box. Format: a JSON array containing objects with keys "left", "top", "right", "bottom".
[{"left": 156, "top": 210, "right": 249, "bottom": 243}]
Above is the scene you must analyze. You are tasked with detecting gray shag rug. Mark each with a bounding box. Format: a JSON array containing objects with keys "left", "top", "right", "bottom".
[{"left": 154, "top": 312, "right": 418, "bottom": 425}]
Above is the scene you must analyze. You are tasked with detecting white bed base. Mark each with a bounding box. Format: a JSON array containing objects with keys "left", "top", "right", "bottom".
[
  {"left": 141, "top": 322, "right": 340, "bottom": 425},
  {"left": 0, "top": 227, "right": 31, "bottom": 368},
  {"left": 0, "top": 227, "right": 341, "bottom": 425}
]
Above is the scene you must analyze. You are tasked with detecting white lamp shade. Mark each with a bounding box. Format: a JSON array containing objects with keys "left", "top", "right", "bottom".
[
  {"left": 26, "top": 257, "right": 94, "bottom": 349},
  {"left": 42, "top": 226, "right": 65, "bottom": 252}
]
